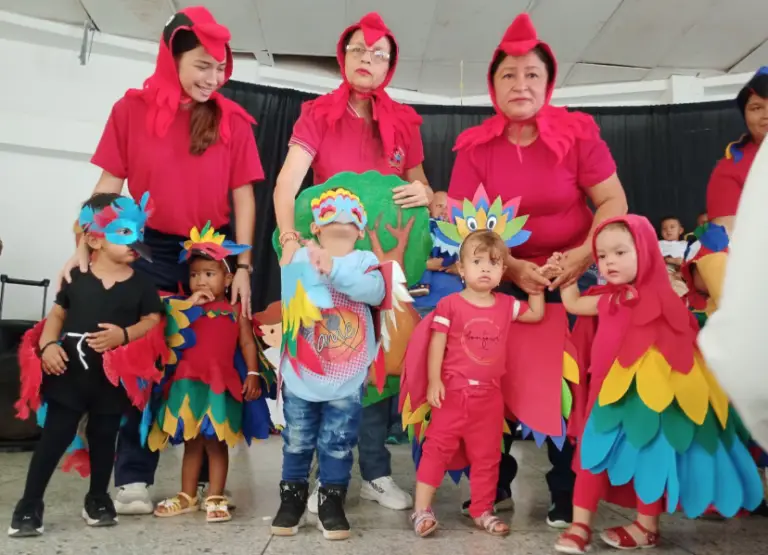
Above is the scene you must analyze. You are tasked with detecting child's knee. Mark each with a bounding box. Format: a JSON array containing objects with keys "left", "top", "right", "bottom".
[
  {"left": 283, "top": 424, "right": 318, "bottom": 454},
  {"left": 317, "top": 427, "right": 356, "bottom": 459}
]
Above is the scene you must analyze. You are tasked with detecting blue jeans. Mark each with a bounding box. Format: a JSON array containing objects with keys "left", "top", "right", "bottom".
[
  {"left": 282, "top": 387, "right": 363, "bottom": 487},
  {"left": 358, "top": 400, "right": 392, "bottom": 481}
]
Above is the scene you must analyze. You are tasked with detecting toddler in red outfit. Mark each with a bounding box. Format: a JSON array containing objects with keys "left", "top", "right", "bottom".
[{"left": 411, "top": 230, "right": 545, "bottom": 537}]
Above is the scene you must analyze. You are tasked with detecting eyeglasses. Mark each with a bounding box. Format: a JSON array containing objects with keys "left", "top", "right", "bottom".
[{"left": 345, "top": 44, "right": 391, "bottom": 64}]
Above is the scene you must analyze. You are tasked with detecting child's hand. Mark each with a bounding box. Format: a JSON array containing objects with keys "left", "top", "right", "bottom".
[
  {"left": 304, "top": 240, "right": 333, "bottom": 275},
  {"left": 546, "top": 252, "right": 564, "bottom": 266},
  {"left": 427, "top": 379, "right": 445, "bottom": 409},
  {"left": 188, "top": 289, "right": 215, "bottom": 306},
  {"left": 41, "top": 343, "right": 68, "bottom": 375},
  {"left": 539, "top": 263, "right": 564, "bottom": 281},
  {"left": 242, "top": 374, "right": 262, "bottom": 401},
  {"left": 87, "top": 323, "right": 125, "bottom": 353}
]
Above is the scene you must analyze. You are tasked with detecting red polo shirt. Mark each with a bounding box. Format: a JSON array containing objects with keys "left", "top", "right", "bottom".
[
  {"left": 706, "top": 140, "right": 758, "bottom": 220},
  {"left": 289, "top": 101, "right": 424, "bottom": 183},
  {"left": 91, "top": 95, "right": 264, "bottom": 236},
  {"left": 448, "top": 133, "right": 616, "bottom": 263}
]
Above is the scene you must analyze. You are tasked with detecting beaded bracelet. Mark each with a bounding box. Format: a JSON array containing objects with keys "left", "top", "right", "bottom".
[{"left": 278, "top": 230, "right": 300, "bottom": 247}]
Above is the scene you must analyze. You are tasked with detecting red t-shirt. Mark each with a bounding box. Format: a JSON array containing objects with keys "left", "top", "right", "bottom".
[
  {"left": 91, "top": 95, "right": 264, "bottom": 236},
  {"left": 431, "top": 292, "right": 528, "bottom": 388},
  {"left": 706, "top": 141, "right": 758, "bottom": 220},
  {"left": 289, "top": 101, "right": 424, "bottom": 184},
  {"left": 448, "top": 133, "right": 616, "bottom": 263}
]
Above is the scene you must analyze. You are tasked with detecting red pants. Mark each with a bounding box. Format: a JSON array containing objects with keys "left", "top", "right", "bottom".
[
  {"left": 416, "top": 385, "right": 504, "bottom": 518},
  {"left": 573, "top": 467, "right": 663, "bottom": 516}
]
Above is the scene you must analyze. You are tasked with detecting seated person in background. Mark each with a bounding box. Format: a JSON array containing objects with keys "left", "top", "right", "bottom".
[
  {"left": 409, "top": 191, "right": 463, "bottom": 316},
  {"left": 658, "top": 215, "right": 688, "bottom": 296}
]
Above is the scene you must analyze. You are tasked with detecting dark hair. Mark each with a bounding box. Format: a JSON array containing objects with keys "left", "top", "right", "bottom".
[
  {"left": 490, "top": 45, "right": 555, "bottom": 86},
  {"left": 737, "top": 73, "right": 768, "bottom": 124},
  {"left": 172, "top": 29, "right": 222, "bottom": 156},
  {"left": 659, "top": 215, "right": 682, "bottom": 227},
  {"left": 459, "top": 230, "right": 507, "bottom": 264},
  {"left": 342, "top": 29, "right": 397, "bottom": 69},
  {"left": 188, "top": 252, "right": 237, "bottom": 273},
  {"left": 82, "top": 192, "right": 122, "bottom": 212}
]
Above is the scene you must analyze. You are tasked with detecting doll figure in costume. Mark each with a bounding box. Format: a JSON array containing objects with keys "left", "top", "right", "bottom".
[
  {"left": 10, "top": 193, "right": 166, "bottom": 538},
  {"left": 148, "top": 222, "right": 271, "bottom": 523},
  {"left": 254, "top": 301, "right": 284, "bottom": 429},
  {"left": 408, "top": 230, "right": 545, "bottom": 537},
  {"left": 272, "top": 186, "right": 411, "bottom": 541},
  {"left": 554, "top": 216, "right": 763, "bottom": 553}
]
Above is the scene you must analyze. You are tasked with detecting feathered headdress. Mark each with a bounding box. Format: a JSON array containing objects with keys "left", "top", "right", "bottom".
[
  {"left": 310, "top": 188, "right": 368, "bottom": 231},
  {"left": 78, "top": 191, "right": 154, "bottom": 260},
  {"left": 432, "top": 184, "right": 531, "bottom": 254},
  {"left": 179, "top": 221, "right": 250, "bottom": 270}
]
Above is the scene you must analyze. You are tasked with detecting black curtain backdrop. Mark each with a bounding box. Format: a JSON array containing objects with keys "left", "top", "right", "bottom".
[{"left": 220, "top": 81, "right": 746, "bottom": 312}]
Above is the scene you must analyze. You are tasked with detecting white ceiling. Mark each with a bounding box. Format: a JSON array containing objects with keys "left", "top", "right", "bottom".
[{"left": 1, "top": 0, "right": 767, "bottom": 96}]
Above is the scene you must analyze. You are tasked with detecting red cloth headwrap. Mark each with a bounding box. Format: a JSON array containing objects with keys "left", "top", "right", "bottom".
[
  {"left": 454, "top": 13, "right": 599, "bottom": 163},
  {"left": 308, "top": 12, "right": 422, "bottom": 159},
  {"left": 126, "top": 6, "right": 254, "bottom": 141}
]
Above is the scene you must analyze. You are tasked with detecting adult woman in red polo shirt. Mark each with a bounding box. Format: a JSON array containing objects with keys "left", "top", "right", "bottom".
[
  {"left": 58, "top": 7, "right": 264, "bottom": 516},
  {"left": 273, "top": 12, "right": 431, "bottom": 513},
  {"left": 706, "top": 67, "right": 768, "bottom": 233},
  {"left": 448, "top": 14, "right": 627, "bottom": 528}
]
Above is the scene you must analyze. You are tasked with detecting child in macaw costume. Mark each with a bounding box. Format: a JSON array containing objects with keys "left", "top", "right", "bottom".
[
  {"left": 147, "top": 222, "right": 272, "bottom": 523},
  {"left": 407, "top": 229, "right": 545, "bottom": 538},
  {"left": 554, "top": 215, "right": 763, "bottom": 553},
  {"left": 681, "top": 223, "right": 768, "bottom": 513},
  {"left": 10, "top": 192, "right": 167, "bottom": 538},
  {"left": 271, "top": 186, "right": 410, "bottom": 541}
]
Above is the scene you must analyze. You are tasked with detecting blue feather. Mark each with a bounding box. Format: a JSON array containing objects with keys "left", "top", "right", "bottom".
[
  {"left": 581, "top": 414, "right": 620, "bottom": 470},
  {"left": 728, "top": 440, "right": 765, "bottom": 512},
  {"left": 606, "top": 431, "right": 638, "bottom": 486},
  {"left": 666, "top": 453, "right": 681, "bottom": 513},
  {"left": 699, "top": 224, "right": 729, "bottom": 253},
  {"left": 679, "top": 442, "right": 715, "bottom": 518},
  {"left": 634, "top": 433, "right": 672, "bottom": 507},
  {"left": 280, "top": 262, "right": 333, "bottom": 309},
  {"left": 506, "top": 229, "right": 532, "bottom": 248},
  {"left": 712, "top": 442, "right": 743, "bottom": 517}
]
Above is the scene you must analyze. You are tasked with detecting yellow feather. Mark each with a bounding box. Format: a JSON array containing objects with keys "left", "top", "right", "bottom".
[
  {"left": 635, "top": 348, "right": 674, "bottom": 413},
  {"left": 283, "top": 281, "right": 323, "bottom": 340},
  {"left": 503, "top": 419, "right": 511, "bottom": 434},
  {"left": 599, "top": 359, "right": 638, "bottom": 406},
  {"left": 697, "top": 354, "right": 729, "bottom": 428},
  {"left": 669, "top": 363, "right": 710, "bottom": 425},
  {"left": 167, "top": 334, "right": 185, "bottom": 349},
  {"left": 562, "top": 352, "right": 579, "bottom": 384},
  {"left": 190, "top": 227, "right": 201, "bottom": 243}
]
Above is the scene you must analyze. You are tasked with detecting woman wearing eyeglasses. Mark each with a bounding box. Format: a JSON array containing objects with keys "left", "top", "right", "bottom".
[{"left": 273, "top": 12, "right": 431, "bottom": 516}]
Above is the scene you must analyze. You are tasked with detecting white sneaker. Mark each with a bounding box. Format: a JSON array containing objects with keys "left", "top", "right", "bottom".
[
  {"left": 114, "top": 483, "right": 153, "bottom": 515},
  {"left": 360, "top": 476, "right": 413, "bottom": 510},
  {"left": 307, "top": 482, "right": 320, "bottom": 514}
]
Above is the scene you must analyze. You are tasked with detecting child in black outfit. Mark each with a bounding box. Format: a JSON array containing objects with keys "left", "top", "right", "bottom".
[{"left": 9, "top": 192, "right": 165, "bottom": 538}]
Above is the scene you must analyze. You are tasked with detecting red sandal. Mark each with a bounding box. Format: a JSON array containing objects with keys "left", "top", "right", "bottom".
[
  {"left": 600, "top": 520, "right": 659, "bottom": 550},
  {"left": 555, "top": 522, "right": 592, "bottom": 554}
]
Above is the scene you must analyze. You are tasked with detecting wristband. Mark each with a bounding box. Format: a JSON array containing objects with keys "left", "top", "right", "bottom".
[
  {"left": 279, "top": 230, "right": 300, "bottom": 247},
  {"left": 122, "top": 328, "right": 130, "bottom": 345},
  {"left": 247, "top": 371, "right": 261, "bottom": 377},
  {"left": 40, "top": 340, "right": 60, "bottom": 355}
]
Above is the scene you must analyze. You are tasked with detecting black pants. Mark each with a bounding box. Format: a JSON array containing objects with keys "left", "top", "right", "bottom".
[{"left": 21, "top": 400, "right": 122, "bottom": 503}]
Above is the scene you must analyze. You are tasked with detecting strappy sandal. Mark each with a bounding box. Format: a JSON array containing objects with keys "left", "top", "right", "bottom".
[
  {"left": 555, "top": 522, "right": 593, "bottom": 554},
  {"left": 600, "top": 520, "right": 659, "bottom": 550},
  {"left": 411, "top": 508, "right": 438, "bottom": 537},
  {"left": 205, "top": 495, "right": 232, "bottom": 523},
  {"left": 474, "top": 510, "right": 510, "bottom": 537},
  {"left": 153, "top": 492, "right": 199, "bottom": 518}
]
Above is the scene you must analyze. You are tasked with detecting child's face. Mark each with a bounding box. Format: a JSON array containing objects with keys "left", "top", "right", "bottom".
[
  {"left": 86, "top": 234, "right": 138, "bottom": 265},
  {"left": 189, "top": 258, "right": 232, "bottom": 298},
  {"left": 660, "top": 219, "right": 683, "bottom": 241},
  {"left": 458, "top": 242, "right": 505, "bottom": 293},
  {"left": 259, "top": 323, "right": 282, "bottom": 349},
  {"left": 429, "top": 192, "right": 448, "bottom": 220},
  {"left": 310, "top": 222, "right": 364, "bottom": 253},
  {"left": 596, "top": 227, "right": 638, "bottom": 285}
]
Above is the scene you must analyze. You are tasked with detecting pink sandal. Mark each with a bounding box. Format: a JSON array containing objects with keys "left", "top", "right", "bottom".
[
  {"left": 411, "top": 508, "right": 438, "bottom": 537},
  {"left": 474, "top": 511, "right": 510, "bottom": 537},
  {"left": 600, "top": 520, "right": 659, "bottom": 550}
]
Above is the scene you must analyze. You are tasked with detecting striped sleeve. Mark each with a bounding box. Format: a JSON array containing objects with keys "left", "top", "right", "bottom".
[{"left": 431, "top": 296, "right": 453, "bottom": 333}]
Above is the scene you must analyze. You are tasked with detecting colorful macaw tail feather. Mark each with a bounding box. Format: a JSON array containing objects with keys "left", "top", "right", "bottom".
[
  {"left": 15, "top": 320, "right": 45, "bottom": 420},
  {"left": 582, "top": 349, "right": 764, "bottom": 518}
]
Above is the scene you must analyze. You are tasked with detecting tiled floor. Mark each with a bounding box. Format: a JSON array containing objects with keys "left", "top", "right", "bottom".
[{"left": 0, "top": 438, "right": 764, "bottom": 554}]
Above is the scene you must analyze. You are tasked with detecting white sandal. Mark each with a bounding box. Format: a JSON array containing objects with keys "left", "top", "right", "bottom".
[
  {"left": 474, "top": 511, "right": 510, "bottom": 537},
  {"left": 205, "top": 495, "right": 232, "bottom": 523}
]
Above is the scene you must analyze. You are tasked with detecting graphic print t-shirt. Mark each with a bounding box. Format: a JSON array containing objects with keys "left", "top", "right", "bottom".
[{"left": 431, "top": 292, "right": 527, "bottom": 389}]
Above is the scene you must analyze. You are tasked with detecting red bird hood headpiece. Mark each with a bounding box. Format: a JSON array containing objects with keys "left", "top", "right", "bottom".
[
  {"left": 128, "top": 6, "right": 253, "bottom": 140},
  {"left": 454, "top": 13, "right": 598, "bottom": 162},
  {"left": 308, "top": 12, "right": 421, "bottom": 159}
]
